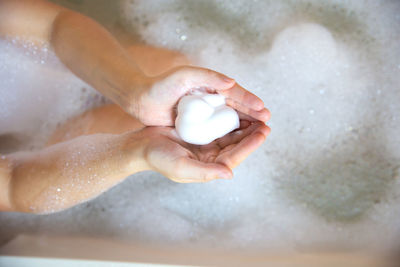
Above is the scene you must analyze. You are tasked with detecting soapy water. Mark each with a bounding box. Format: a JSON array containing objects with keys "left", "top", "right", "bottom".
[
  {"left": 1, "top": 0, "right": 400, "bottom": 253},
  {"left": 0, "top": 39, "right": 107, "bottom": 152}
]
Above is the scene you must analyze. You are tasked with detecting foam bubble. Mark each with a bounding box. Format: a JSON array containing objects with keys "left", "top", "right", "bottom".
[
  {"left": 118, "top": 0, "right": 400, "bottom": 251},
  {"left": 175, "top": 93, "right": 239, "bottom": 145},
  {"left": 0, "top": 38, "right": 106, "bottom": 152}
]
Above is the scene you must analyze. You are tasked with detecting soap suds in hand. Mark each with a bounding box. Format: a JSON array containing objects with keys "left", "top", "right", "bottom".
[{"left": 175, "top": 92, "right": 239, "bottom": 145}]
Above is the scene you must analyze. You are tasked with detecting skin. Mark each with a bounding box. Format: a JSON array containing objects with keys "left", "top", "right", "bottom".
[
  {"left": 0, "top": 0, "right": 270, "bottom": 124},
  {"left": 47, "top": 104, "right": 270, "bottom": 183},
  {"left": 1, "top": 112, "right": 269, "bottom": 213},
  {"left": 0, "top": 0, "right": 271, "bottom": 213}
]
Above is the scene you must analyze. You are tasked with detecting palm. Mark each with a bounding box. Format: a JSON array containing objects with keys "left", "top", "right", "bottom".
[{"left": 143, "top": 121, "right": 270, "bottom": 183}]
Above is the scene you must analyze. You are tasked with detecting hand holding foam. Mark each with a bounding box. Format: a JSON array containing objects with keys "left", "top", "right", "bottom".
[{"left": 175, "top": 93, "right": 240, "bottom": 145}]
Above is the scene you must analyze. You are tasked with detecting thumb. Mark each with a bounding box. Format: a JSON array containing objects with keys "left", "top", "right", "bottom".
[
  {"left": 177, "top": 66, "right": 236, "bottom": 92},
  {"left": 173, "top": 157, "right": 233, "bottom": 183}
]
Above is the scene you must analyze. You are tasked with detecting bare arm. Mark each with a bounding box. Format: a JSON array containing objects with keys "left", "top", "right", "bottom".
[
  {"left": 0, "top": 0, "right": 149, "bottom": 115},
  {"left": 0, "top": 132, "right": 147, "bottom": 214},
  {"left": 50, "top": 10, "right": 149, "bottom": 115},
  {"left": 0, "top": 0, "right": 270, "bottom": 125},
  {"left": 0, "top": 120, "right": 269, "bottom": 214}
]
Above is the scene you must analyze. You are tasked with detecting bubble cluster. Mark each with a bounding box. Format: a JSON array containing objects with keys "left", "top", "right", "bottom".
[
  {"left": 0, "top": 38, "right": 107, "bottom": 152},
  {"left": 118, "top": 0, "right": 400, "bottom": 251}
]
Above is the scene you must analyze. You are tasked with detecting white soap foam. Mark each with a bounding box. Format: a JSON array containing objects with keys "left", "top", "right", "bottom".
[
  {"left": 118, "top": 0, "right": 400, "bottom": 251},
  {"left": 0, "top": 38, "right": 106, "bottom": 152},
  {"left": 175, "top": 93, "right": 239, "bottom": 145},
  {"left": 1, "top": 0, "right": 400, "bottom": 255}
]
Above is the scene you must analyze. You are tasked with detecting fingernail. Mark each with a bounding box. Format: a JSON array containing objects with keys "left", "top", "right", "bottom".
[
  {"left": 254, "top": 129, "right": 267, "bottom": 138},
  {"left": 259, "top": 108, "right": 270, "bottom": 121},
  {"left": 222, "top": 75, "right": 235, "bottom": 83}
]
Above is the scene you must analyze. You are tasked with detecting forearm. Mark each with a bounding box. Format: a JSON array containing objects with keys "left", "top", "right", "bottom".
[
  {"left": 0, "top": 0, "right": 150, "bottom": 116},
  {"left": 2, "top": 132, "right": 148, "bottom": 214},
  {"left": 50, "top": 10, "right": 150, "bottom": 115}
]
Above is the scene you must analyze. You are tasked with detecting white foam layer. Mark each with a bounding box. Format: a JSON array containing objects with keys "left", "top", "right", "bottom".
[
  {"left": 0, "top": 38, "right": 105, "bottom": 151},
  {"left": 175, "top": 93, "right": 239, "bottom": 145},
  {"left": 118, "top": 0, "right": 400, "bottom": 251}
]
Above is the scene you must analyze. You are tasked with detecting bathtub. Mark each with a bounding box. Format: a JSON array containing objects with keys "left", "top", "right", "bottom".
[
  {"left": 1, "top": 0, "right": 400, "bottom": 266},
  {"left": 0, "top": 234, "right": 396, "bottom": 266}
]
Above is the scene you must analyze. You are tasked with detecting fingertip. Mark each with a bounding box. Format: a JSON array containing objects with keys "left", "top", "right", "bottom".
[
  {"left": 259, "top": 108, "right": 271, "bottom": 122},
  {"left": 221, "top": 75, "right": 235, "bottom": 84},
  {"left": 265, "top": 108, "right": 271, "bottom": 120},
  {"left": 250, "top": 108, "right": 270, "bottom": 123},
  {"left": 216, "top": 163, "right": 232, "bottom": 178},
  {"left": 255, "top": 124, "right": 271, "bottom": 138},
  {"left": 252, "top": 131, "right": 267, "bottom": 143},
  {"left": 253, "top": 98, "right": 265, "bottom": 111},
  {"left": 265, "top": 125, "right": 271, "bottom": 136}
]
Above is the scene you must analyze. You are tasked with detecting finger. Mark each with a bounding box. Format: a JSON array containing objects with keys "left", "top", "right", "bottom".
[
  {"left": 217, "top": 125, "right": 271, "bottom": 169},
  {"left": 218, "top": 83, "right": 264, "bottom": 111},
  {"left": 216, "top": 121, "right": 264, "bottom": 148},
  {"left": 227, "top": 98, "right": 271, "bottom": 122},
  {"left": 173, "top": 157, "right": 233, "bottom": 183},
  {"left": 239, "top": 120, "right": 251, "bottom": 129},
  {"left": 238, "top": 111, "right": 257, "bottom": 122},
  {"left": 178, "top": 66, "right": 236, "bottom": 92}
]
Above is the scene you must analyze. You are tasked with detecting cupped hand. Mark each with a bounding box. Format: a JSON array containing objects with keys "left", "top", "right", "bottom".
[
  {"left": 134, "top": 66, "right": 270, "bottom": 126},
  {"left": 138, "top": 120, "right": 270, "bottom": 183}
]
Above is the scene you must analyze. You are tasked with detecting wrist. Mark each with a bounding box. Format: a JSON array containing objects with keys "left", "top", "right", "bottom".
[
  {"left": 120, "top": 131, "right": 152, "bottom": 173},
  {"left": 124, "top": 74, "right": 153, "bottom": 119}
]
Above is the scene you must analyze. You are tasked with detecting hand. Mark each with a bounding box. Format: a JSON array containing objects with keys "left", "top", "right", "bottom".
[
  {"left": 137, "top": 120, "right": 270, "bottom": 183},
  {"left": 134, "top": 66, "right": 271, "bottom": 126}
]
